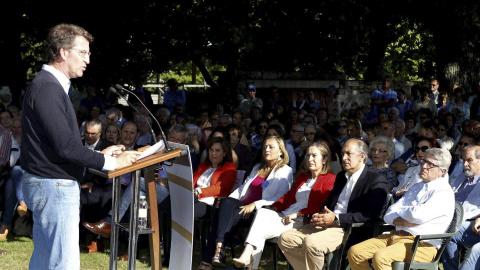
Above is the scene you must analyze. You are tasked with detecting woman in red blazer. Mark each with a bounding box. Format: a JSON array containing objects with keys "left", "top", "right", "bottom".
[
  {"left": 193, "top": 137, "right": 237, "bottom": 218},
  {"left": 233, "top": 142, "right": 336, "bottom": 269}
]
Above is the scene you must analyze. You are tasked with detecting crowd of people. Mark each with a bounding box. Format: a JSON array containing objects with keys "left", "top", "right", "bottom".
[{"left": 1, "top": 60, "right": 480, "bottom": 270}]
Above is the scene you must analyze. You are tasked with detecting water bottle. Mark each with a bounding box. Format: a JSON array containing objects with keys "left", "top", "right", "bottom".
[{"left": 138, "top": 195, "right": 148, "bottom": 230}]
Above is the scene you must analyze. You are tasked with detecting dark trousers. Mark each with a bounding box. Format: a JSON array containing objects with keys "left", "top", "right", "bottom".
[
  {"left": 194, "top": 197, "right": 211, "bottom": 219},
  {"left": 201, "top": 197, "right": 255, "bottom": 263}
]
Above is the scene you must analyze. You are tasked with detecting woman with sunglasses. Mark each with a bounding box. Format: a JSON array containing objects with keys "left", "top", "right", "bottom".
[
  {"left": 368, "top": 136, "right": 398, "bottom": 191},
  {"left": 250, "top": 119, "right": 269, "bottom": 149},
  {"left": 393, "top": 137, "right": 440, "bottom": 200}
]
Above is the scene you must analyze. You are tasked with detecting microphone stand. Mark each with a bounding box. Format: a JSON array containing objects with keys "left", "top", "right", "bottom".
[
  {"left": 108, "top": 87, "right": 157, "bottom": 145},
  {"left": 115, "top": 84, "right": 171, "bottom": 152}
]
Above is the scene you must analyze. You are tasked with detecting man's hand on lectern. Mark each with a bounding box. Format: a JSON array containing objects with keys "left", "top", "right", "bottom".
[
  {"left": 115, "top": 151, "right": 141, "bottom": 169},
  {"left": 101, "top": 145, "right": 126, "bottom": 157}
]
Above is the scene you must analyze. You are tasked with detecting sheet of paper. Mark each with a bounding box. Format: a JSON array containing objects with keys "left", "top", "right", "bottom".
[{"left": 137, "top": 140, "right": 165, "bottom": 160}]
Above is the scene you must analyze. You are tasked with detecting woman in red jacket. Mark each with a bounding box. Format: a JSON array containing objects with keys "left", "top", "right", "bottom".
[
  {"left": 233, "top": 142, "right": 336, "bottom": 269},
  {"left": 193, "top": 137, "right": 237, "bottom": 218}
]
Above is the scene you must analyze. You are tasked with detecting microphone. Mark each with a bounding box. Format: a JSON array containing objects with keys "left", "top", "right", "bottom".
[
  {"left": 114, "top": 84, "right": 171, "bottom": 152},
  {"left": 108, "top": 87, "right": 158, "bottom": 145}
]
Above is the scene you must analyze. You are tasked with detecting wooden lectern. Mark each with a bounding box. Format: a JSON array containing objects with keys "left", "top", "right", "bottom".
[{"left": 90, "top": 148, "right": 182, "bottom": 270}]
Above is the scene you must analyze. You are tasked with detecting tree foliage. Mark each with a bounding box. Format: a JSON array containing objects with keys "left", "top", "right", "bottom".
[{"left": 1, "top": 0, "right": 480, "bottom": 103}]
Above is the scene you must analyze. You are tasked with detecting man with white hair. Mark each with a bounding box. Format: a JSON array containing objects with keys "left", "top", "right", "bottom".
[
  {"left": 388, "top": 107, "right": 400, "bottom": 122},
  {"left": 381, "top": 120, "right": 405, "bottom": 158},
  {"left": 348, "top": 148, "right": 455, "bottom": 270},
  {"left": 394, "top": 119, "right": 412, "bottom": 150},
  {"left": 135, "top": 115, "right": 154, "bottom": 146},
  {"left": 442, "top": 145, "right": 480, "bottom": 270}
]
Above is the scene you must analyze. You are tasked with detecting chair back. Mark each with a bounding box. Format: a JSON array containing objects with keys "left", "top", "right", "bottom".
[
  {"left": 433, "top": 201, "right": 464, "bottom": 262},
  {"left": 232, "top": 170, "right": 246, "bottom": 191}
]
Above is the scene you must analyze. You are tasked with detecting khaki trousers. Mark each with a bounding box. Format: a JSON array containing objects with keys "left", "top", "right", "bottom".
[
  {"left": 278, "top": 224, "right": 345, "bottom": 270},
  {"left": 347, "top": 231, "right": 437, "bottom": 270}
]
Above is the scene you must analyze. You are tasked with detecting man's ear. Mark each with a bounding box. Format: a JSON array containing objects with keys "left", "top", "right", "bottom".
[{"left": 58, "top": 47, "right": 69, "bottom": 61}]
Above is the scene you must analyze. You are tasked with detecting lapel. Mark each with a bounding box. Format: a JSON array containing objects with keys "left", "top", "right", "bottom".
[
  {"left": 348, "top": 166, "right": 369, "bottom": 204},
  {"left": 330, "top": 172, "right": 348, "bottom": 206}
]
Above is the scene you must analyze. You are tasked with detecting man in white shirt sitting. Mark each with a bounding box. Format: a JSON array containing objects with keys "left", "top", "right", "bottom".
[{"left": 348, "top": 148, "right": 455, "bottom": 270}]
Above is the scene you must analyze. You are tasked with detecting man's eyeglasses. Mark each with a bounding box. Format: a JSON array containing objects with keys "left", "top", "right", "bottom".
[
  {"left": 85, "top": 131, "right": 100, "bottom": 136},
  {"left": 71, "top": 48, "right": 91, "bottom": 59},
  {"left": 420, "top": 159, "right": 441, "bottom": 169},
  {"left": 338, "top": 125, "right": 347, "bottom": 129},
  {"left": 414, "top": 146, "right": 429, "bottom": 153}
]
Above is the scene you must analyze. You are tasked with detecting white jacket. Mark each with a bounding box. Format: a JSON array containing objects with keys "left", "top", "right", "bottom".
[{"left": 229, "top": 163, "right": 293, "bottom": 209}]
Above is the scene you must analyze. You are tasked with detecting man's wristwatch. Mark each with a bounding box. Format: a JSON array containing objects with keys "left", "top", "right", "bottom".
[{"left": 333, "top": 216, "right": 340, "bottom": 227}]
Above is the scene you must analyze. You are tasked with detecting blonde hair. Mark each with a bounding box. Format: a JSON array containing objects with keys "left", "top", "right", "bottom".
[
  {"left": 307, "top": 142, "right": 332, "bottom": 175},
  {"left": 260, "top": 136, "right": 289, "bottom": 171}
]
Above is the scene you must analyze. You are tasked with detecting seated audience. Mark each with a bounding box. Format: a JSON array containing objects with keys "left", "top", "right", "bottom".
[
  {"left": 368, "top": 136, "right": 398, "bottom": 191},
  {"left": 412, "top": 87, "right": 438, "bottom": 118},
  {"left": 135, "top": 115, "right": 154, "bottom": 146},
  {"left": 278, "top": 139, "right": 388, "bottom": 270},
  {"left": 449, "top": 88, "right": 470, "bottom": 127},
  {"left": 198, "top": 136, "right": 293, "bottom": 269},
  {"left": 250, "top": 119, "right": 269, "bottom": 150},
  {"left": 103, "top": 122, "right": 121, "bottom": 144},
  {"left": 227, "top": 124, "right": 252, "bottom": 171},
  {"left": 438, "top": 121, "right": 455, "bottom": 152},
  {"left": 393, "top": 137, "right": 439, "bottom": 200},
  {"left": 348, "top": 148, "right": 454, "bottom": 270},
  {"left": 193, "top": 137, "right": 237, "bottom": 219},
  {"left": 394, "top": 119, "right": 412, "bottom": 150},
  {"left": 347, "top": 119, "right": 363, "bottom": 140},
  {"left": 364, "top": 123, "right": 385, "bottom": 144},
  {"left": 233, "top": 142, "right": 335, "bottom": 269},
  {"left": 442, "top": 145, "right": 480, "bottom": 270},
  {"left": 381, "top": 120, "right": 405, "bottom": 159}
]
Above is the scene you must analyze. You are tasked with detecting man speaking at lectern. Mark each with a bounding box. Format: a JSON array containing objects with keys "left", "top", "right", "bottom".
[{"left": 21, "top": 24, "right": 139, "bottom": 270}]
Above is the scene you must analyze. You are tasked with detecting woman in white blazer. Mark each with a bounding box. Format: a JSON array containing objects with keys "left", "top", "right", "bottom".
[{"left": 198, "top": 136, "right": 293, "bottom": 270}]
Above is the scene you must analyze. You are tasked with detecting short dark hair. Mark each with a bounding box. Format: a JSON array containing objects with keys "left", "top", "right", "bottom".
[
  {"left": 204, "top": 137, "right": 233, "bottom": 166},
  {"left": 45, "top": 24, "right": 93, "bottom": 63},
  {"left": 227, "top": 124, "right": 243, "bottom": 139}
]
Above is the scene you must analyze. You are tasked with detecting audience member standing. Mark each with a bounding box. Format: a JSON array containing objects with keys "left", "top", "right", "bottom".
[
  {"left": 163, "top": 78, "right": 186, "bottom": 113},
  {"left": 371, "top": 76, "right": 397, "bottom": 117},
  {"left": 240, "top": 85, "right": 263, "bottom": 117},
  {"left": 79, "top": 86, "right": 104, "bottom": 113}
]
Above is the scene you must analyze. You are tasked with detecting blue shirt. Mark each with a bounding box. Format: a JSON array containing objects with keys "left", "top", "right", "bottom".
[
  {"left": 163, "top": 88, "right": 186, "bottom": 113},
  {"left": 371, "top": 88, "right": 397, "bottom": 116}
]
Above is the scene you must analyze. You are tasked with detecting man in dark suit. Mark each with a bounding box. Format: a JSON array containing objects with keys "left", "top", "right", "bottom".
[
  {"left": 279, "top": 138, "right": 389, "bottom": 270},
  {"left": 80, "top": 118, "right": 114, "bottom": 253},
  {"left": 21, "top": 24, "right": 138, "bottom": 269},
  {"left": 80, "top": 118, "right": 115, "bottom": 207}
]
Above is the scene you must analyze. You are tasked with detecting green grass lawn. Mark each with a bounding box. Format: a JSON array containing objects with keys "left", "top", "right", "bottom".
[{"left": 0, "top": 234, "right": 289, "bottom": 269}]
